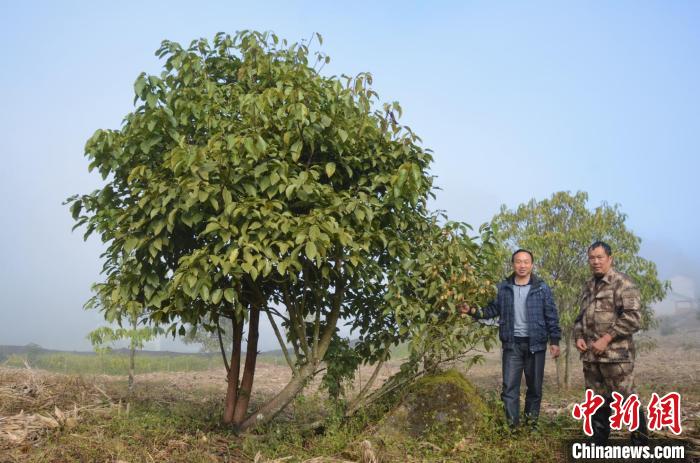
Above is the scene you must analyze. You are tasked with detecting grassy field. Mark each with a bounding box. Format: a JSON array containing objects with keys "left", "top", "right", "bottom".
[
  {"left": 1, "top": 350, "right": 290, "bottom": 376},
  {"left": 1, "top": 325, "right": 699, "bottom": 462}
]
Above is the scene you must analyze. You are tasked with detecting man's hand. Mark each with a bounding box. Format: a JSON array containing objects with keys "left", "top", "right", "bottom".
[
  {"left": 591, "top": 334, "right": 612, "bottom": 356},
  {"left": 575, "top": 338, "right": 588, "bottom": 353},
  {"left": 456, "top": 302, "right": 476, "bottom": 317},
  {"left": 549, "top": 344, "right": 561, "bottom": 359}
]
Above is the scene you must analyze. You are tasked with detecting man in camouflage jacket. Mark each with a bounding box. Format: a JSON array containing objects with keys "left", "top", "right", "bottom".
[{"left": 573, "top": 241, "right": 647, "bottom": 445}]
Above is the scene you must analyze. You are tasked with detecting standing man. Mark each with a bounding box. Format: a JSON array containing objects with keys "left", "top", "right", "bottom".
[
  {"left": 459, "top": 249, "right": 561, "bottom": 428},
  {"left": 573, "top": 241, "right": 647, "bottom": 445}
]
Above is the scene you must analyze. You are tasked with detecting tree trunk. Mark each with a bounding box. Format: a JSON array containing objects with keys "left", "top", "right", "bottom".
[
  {"left": 232, "top": 304, "right": 260, "bottom": 426},
  {"left": 239, "top": 361, "right": 317, "bottom": 431},
  {"left": 234, "top": 273, "right": 345, "bottom": 431},
  {"left": 223, "top": 316, "right": 243, "bottom": 424},
  {"left": 238, "top": 298, "right": 342, "bottom": 432},
  {"left": 563, "top": 332, "right": 571, "bottom": 389},
  {"left": 128, "top": 342, "right": 135, "bottom": 396}
]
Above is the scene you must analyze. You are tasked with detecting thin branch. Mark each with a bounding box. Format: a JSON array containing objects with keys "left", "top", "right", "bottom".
[
  {"left": 217, "top": 317, "right": 230, "bottom": 374},
  {"left": 310, "top": 265, "right": 321, "bottom": 357},
  {"left": 284, "top": 281, "right": 311, "bottom": 358},
  {"left": 265, "top": 308, "right": 297, "bottom": 375},
  {"left": 315, "top": 256, "right": 345, "bottom": 362},
  {"left": 267, "top": 306, "right": 290, "bottom": 323},
  {"left": 347, "top": 358, "right": 385, "bottom": 414}
]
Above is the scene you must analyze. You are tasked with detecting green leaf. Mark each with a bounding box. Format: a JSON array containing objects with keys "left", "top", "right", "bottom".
[
  {"left": 222, "top": 188, "right": 232, "bottom": 205},
  {"left": 146, "top": 93, "right": 158, "bottom": 109},
  {"left": 124, "top": 237, "right": 139, "bottom": 253},
  {"left": 325, "top": 162, "right": 336, "bottom": 178},
  {"left": 211, "top": 289, "right": 224, "bottom": 304},
  {"left": 134, "top": 74, "right": 147, "bottom": 97},
  {"left": 244, "top": 137, "right": 256, "bottom": 155},
  {"left": 223, "top": 288, "right": 235, "bottom": 303},
  {"left": 305, "top": 241, "right": 317, "bottom": 260},
  {"left": 204, "top": 222, "right": 220, "bottom": 234},
  {"left": 70, "top": 201, "right": 82, "bottom": 220},
  {"left": 290, "top": 141, "right": 302, "bottom": 162},
  {"left": 337, "top": 128, "right": 348, "bottom": 142}
]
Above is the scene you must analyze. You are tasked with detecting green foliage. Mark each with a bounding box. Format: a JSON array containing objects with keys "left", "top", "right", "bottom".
[
  {"left": 88, "top": 323, "right": 162, "bottom": 354},
  {"left": 319, "top": 336, "right": 361, "bottom": 399},
  {"left": 67, "top": 30, "right": 498, "bottom": 425},
  {"left": 376, "top": 220, "right": 501, "bottom": 374},
  {"left": 491, "top": 191, "right": 669, "bottom": 336}
]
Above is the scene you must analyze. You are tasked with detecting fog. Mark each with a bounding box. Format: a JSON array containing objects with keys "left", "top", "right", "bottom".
[{"left": 2, "top": 1, "right": 699, "bottom": 352}]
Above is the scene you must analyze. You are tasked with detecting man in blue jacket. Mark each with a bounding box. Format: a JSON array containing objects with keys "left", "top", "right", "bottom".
[{"left": 459, "top": 249, "right": 561, "bottom": 428}]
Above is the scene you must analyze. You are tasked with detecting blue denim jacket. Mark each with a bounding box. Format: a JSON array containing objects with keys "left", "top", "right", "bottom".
[{"left": 474, "top": 274, "right": 561, "bottom": 353}]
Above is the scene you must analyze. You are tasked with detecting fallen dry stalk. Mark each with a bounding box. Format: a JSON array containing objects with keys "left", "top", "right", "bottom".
[{"left": 0, "top": 367, "right": 119, "bottom": 446}]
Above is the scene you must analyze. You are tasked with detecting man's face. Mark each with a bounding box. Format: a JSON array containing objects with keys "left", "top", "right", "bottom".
[
  {"left": 512, "top": 252, "right": 533, "bottom": 279},
  {"left": 587, "top": 246, "right": 613, "bottom": 277}
]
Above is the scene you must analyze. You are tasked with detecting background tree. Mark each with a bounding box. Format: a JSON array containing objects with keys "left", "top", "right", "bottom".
[
  {"left": 182, "top": 320, "right": 230, "bottom": 354},
  {"left": 491, "top": 191, "right": 669, "bottom": 388},
  {"left": 68, "top": 31, "right": 498, "bottom": 431},
  {"left": 88, "top": 304, "right": 162, "bottom": 396}
]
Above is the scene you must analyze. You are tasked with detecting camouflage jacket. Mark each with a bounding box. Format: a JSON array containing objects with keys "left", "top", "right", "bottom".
[{"left": 573, "top": 268, "right": 641, "bottom": 363}]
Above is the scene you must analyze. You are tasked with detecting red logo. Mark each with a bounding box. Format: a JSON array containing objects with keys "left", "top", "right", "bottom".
[
  {"left": 572, "top": 389, "right": 605, "bottom": 436},
  {"left": 647, "top": 392, "right": 682, "bottom": 435},
  {"left": 609, "top": 392, "right": 641, "bottom": 431},
  {"left": 573, "top": 390, "right": 683, "bottom": 435}
]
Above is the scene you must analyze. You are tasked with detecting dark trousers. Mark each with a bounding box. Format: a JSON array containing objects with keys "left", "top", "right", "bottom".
[
  {"left": 591, "top": 396, "right": 649, "bottom": 445},
  {"left": 501, "top": 337, "right": 545, "bottom": 426}
]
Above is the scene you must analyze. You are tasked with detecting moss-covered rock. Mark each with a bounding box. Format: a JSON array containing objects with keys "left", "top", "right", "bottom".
[{"left": 377, "top": 369, "right": 486, "bottom": 442}]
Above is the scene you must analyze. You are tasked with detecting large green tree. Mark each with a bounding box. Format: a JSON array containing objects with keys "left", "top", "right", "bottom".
[
  {"left": 68, "top": 31, "right": 497, "bottom": 431},
  {"left": 491, "top": 191, "right": 669, "bottom": 388}
]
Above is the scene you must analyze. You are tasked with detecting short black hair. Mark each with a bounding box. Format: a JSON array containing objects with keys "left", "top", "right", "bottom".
[
  {"left": 588, "top": 241, "right": 612, "bottom": 256},
  {"left": 511, "top": 249, "right": 534, "bottom": 263}
]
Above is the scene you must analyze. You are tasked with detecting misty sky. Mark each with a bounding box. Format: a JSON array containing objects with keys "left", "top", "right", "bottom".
[{"left": 1, "top": 1, "right": 699, "bottom": 352}]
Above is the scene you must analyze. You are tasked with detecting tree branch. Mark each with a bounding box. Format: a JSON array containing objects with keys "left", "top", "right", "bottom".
[
  {"left": 314, "top": 257, "right": 345, "bottom": 362},
  {"left": 265, "top": 308, "right": 297, "bottom": 374},
  {"left": 217, "top": 316, "right": 230, "bottom": 374},
  {"left": 347, "top": 358, "right": 385, "bottom": 414},
  {"left": 284, "top": 281, "right": 311, "bottom": 358},
  {"left": 267, "top": 306, "right": 290, "bottom": 323}
]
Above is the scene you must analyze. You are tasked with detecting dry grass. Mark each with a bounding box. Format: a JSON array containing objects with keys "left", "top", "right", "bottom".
[{"left": 0, "top": 366, "right": 125, "bottom": 450}]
